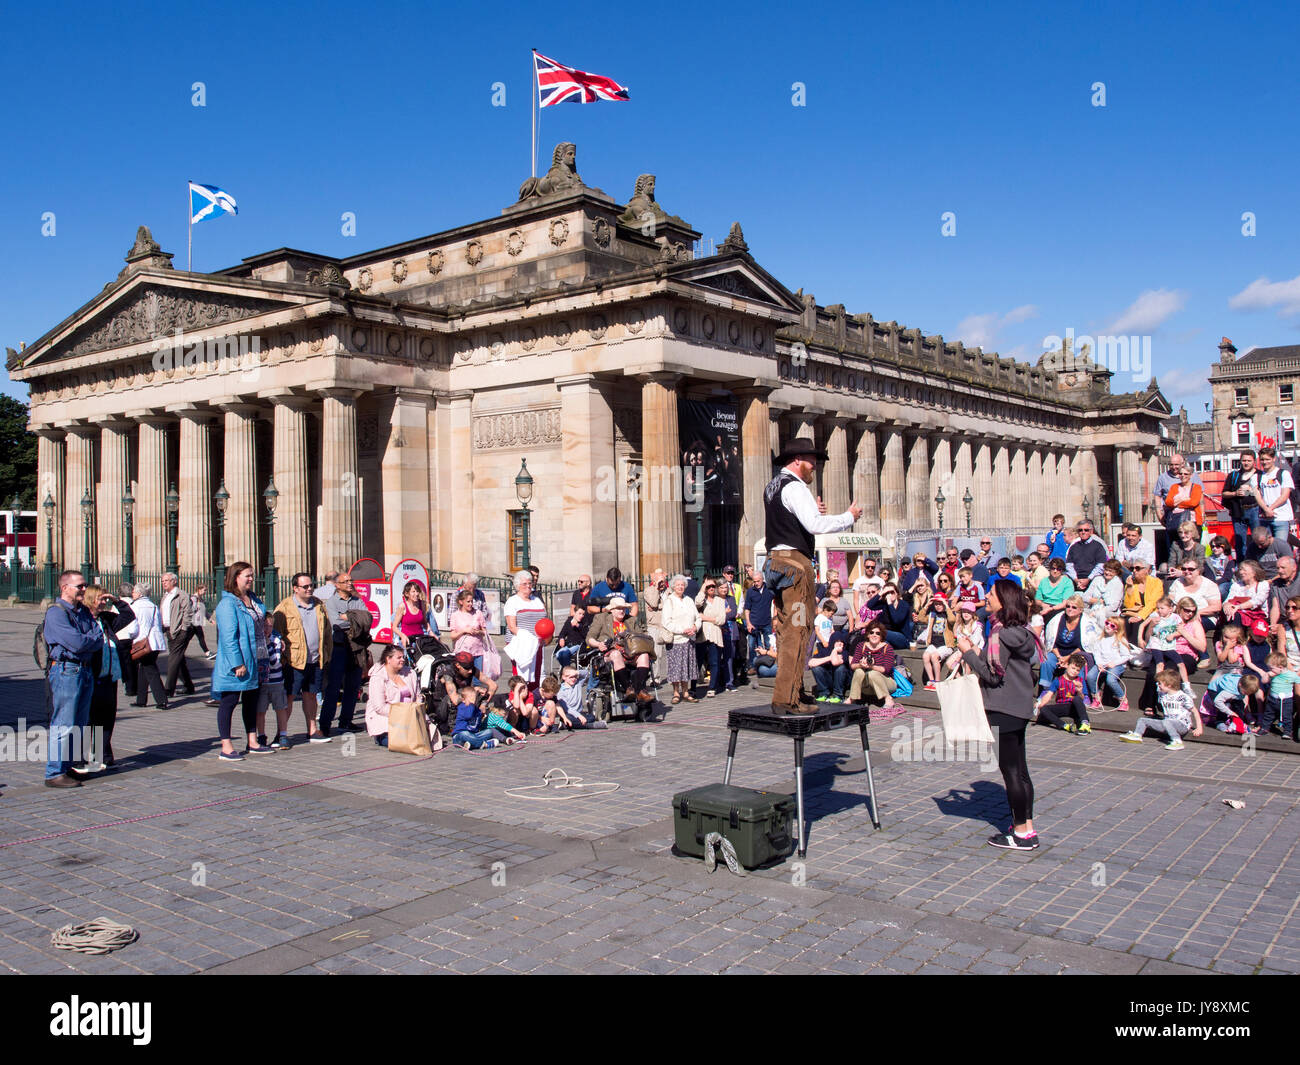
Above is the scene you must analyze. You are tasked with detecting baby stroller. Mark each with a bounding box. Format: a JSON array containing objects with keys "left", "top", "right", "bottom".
[
  {"left": 577, "top": 645, "right": 650, "bottom": 723},
  {"left": 407, "top": 634, "right": 458, "bottom": 732}
]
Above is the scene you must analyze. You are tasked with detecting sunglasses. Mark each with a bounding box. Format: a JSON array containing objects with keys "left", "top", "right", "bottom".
[{"left": 297, "top": 582, "right": 314, "bottom": 589}]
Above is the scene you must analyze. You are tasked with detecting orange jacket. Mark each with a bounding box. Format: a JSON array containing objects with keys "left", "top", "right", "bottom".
[{"left": 1165, "top": 482, "right": 1204, "bottom": 527}]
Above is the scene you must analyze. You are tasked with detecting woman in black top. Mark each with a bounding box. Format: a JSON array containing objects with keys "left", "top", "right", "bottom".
[
  {"left": 957, "top": 580, "right": 1040, "bottom": 851},
  {"left": 866, "top": 584, "right": 913, "bottom": 649},
  {"left": 83, "top": 585, "right": 136, "bottom": 770}
]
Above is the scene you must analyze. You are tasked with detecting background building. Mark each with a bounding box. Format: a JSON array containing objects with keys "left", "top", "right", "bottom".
[{"left": 9, "top": 146, "right": 1171, "bottom": 582}]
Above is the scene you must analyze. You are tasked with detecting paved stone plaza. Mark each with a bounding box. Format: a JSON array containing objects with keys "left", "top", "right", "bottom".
[{"left": 2, "top": 605, "right": 1298, "bottom": 976}]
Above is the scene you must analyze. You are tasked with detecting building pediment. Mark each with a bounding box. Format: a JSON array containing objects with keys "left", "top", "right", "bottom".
[
  {"left": 11, "top": 274, "right": 307, "bottom": 373},
  {"left": 671, "top": 257, "right": 802, "bottom": 315}
]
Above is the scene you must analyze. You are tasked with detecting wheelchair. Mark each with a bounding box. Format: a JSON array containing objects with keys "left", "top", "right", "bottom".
[{"left": 577, "top": 645, "right": 651, "bottom": 723}]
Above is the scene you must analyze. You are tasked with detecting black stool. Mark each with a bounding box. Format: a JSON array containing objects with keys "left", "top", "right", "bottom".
[{"left": 722, "top": 703, "right": 881, "bottom": 857}]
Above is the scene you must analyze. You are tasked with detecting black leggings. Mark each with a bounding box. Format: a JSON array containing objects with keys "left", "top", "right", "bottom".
[
  {"left": 987, "top": 711, "right": 1034, "bottom": 824},
  {"left": 1038, "top": 693, "right": 1090, "bottom": 729},
  {"left": 217, "top": 689, "right": 260, "bottom": 741}
]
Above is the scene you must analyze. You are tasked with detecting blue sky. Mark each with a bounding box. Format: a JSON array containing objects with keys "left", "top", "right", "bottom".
[{"left": 3, "top": 0, "right": 1299, "bottom": 423}]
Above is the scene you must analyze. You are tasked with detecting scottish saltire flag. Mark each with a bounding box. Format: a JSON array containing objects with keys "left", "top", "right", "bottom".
[
  {"left": 189, "top": 182, "right": 238, "bottom": 224},
  {"left": 534, "top": 51, "right": 629, "bottom": 107}
]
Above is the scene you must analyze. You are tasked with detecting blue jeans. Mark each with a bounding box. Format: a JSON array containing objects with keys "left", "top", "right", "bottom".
[
  {"left": 756, "top": 661, "right": 778, "bottom": 678},
  {"left": 883, "top": 628, "right": 911, "bottom": 650},
  {"left": 1269, "top": 520, "right": 1291, "bottom": 542},
  {"left": 320, "top": 642, "right": 362, "bottom": 733},
  {"left": 1089, "top": 663, "right": 1127, "bottom": 703},
  {"left": 1263, "top": 695, "right": 1295, "bottom": 738},
  {"left": 453, "top": 728, "right": 500, "bottom": 749},
  {"left": 812, "top": 663, "right": 849, "bottom": 698},
  {"left": 1234, "top": 509, "right": 1259, "bottom": 559},
  {"left": 46, "top": 660, "right": 93, "bottom": 779},
  {"left": 555, "top": 646, "right": 579, "bottom": 668},
  {"left": 747, "top": 624, "right": 773, "bottom": 668}
]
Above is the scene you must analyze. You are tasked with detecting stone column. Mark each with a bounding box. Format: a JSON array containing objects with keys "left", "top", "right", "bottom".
[
  {"left": 989, "top": 441, "right": 1011, "bottom": 529},
  {"left": 639, "top": 372, "right": 685, "bottom": 577},
  {"left": 822, "top": 416, "right": 851, "bottom": 514},
  {"left": 905, "top": 430, "right": 930, "bottom": 530},
  {"left": 972, "top": 440, "right": 994, "bottom": 529},
  {"left": 318, "top": 389, "right": 363, "bottom": 574},
  {"left": 373, "top": 390, "right": 430, "bottom": 571},
  {"left": 1143, "top": 449, "right": 1160, "bottom": 523},
  {"left": 1010, "top": 444, "right": 1029, "bottom": 533},
  {"left": 789, "top": 412, "right": 821, "bottom": 497},
  {"left": 134, "top": 417, "right": 170, "bottom": 576},
  {"left": 1026, "top": 447, "right": 1045, "bottom": 529},
  {"left": 878, "top": 426, "right": 907, "bottom": 540},
  {"left": 736, "top": 386, "right": 773, "bottom": 568},
  {"left": 269, "top": 395, "right": 312, "bottom": 578},
  {"left": 175, "top": 408, "right": 214, "bottom": 576},
  {"left": 219, "top": 402, "right": 261, "bottom": 571},
  {"left": 851, "top": 422, "right": 881, "bottom": 534},
  {"left": 444, "top": 392, "right": 475, "bottom": 573},
  {"left": 557, "top": 375, "right": 616, "bottom": 578},
  {"left": 929, "top": 433, "right": 953, "bottom": 524},
  {"left": 1059, "top": 451, "right": 1077, "bottom": 523},
  {"left": 35, "top": 429, "right": 66, "bottom": 571},
  {"left": 96, "top": 422, "right": 131, "bottom": 578},
  {"left": 951, "top": 438, "right": 974, "bottom": 534},
  {"left": 63, "top": 424, "right": 97, "bottom": 573},
  {"left": 1070, "top": 447, "right": 1096, "bottom": 526},
  {"left": 1117, "top": 448, "right": 1143, "bottom": 526}
]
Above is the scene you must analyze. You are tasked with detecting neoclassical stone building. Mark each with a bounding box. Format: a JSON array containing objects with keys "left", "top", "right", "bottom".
[{"left": 10, "top": 145, "right": 1171, "bottom": 581}]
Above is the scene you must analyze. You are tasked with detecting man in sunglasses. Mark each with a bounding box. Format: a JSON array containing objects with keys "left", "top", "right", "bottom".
[
  {"left": 273, "top": 573, "right": 333, "bottom": 743},
  {"left": 42, "top": 570, "right": 102, "bottom": 788},
  {"left": 1246, "top": 525, "right": 1293, "bottom": 582},
  {"left": 1065, "top": 521, "right": 1107, "bottom": 583}
]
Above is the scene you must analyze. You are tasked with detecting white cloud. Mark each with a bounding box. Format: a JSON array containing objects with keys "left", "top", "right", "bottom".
[
  {"left": 1105, "top": 289, "right": 1186, "bottom": 334},
  {"left": 1228, "top": 275, "right": 1300, "bottom": 317},
  {"left": 1155, "top": 366, "right": 1209, "bottom": 404},
  {"left": 954, "top": 305, "right": 1038, "bottom": 350}
]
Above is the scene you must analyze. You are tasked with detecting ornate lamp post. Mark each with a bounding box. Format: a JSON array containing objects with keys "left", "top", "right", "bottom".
[
  {"left": 1082, "top": 494, "right": 1092, "bottom": 524},
  {"left": 514, "top": 458, "right": 534, "bottom": 570},
  {"left": 963, "top": 488, "right": 974, "bottom": 535},
  {"left": 80, "top": 490, "right": 93, "bottom": 577},
  {"left": 165, "top": 483, "right": 180, "bottom": 573},
  {"left": 121, "top": 486, "right": 135, "bottom": 586},
  {"left": 262, "top": 477, "right": 279, "bottom": 604},
  {"left": 42, "top": 493, "right": 56, "bottom": 600},
  {"left": 934, "top": 487, "right": 945, "bottom": 531},
  {"left": 8, "top": 495, "right": 20, "bottom": 599},
  {"left": 213, "top": 479, "right": 229, "bottom": 595}
]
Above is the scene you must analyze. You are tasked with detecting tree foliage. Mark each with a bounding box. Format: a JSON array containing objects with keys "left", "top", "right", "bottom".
[{"left": 0, "top": 395, "right": 37, "bottom": 508}]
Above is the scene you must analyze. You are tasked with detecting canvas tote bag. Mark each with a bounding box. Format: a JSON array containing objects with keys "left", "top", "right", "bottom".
[
  {"left": 936, "top": 672, "right": 995, "bottom": 747},
  {"left": 387, "top": 700, "right": 434, "bottom": 757}
]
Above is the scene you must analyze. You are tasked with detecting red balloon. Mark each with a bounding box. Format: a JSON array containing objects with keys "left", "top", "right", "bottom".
[{"left": 534, "top": 617, "right": 556, "bottom": 643}]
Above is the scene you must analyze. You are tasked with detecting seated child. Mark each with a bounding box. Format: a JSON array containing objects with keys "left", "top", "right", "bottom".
[
  {"left": 1259, "top": 651, "right": 1300, "bottom": 740},
  {"left": 1035, "top": 652, "right": 1092, "bottom": 733},
  {"left": 452, "top": 687, "right": 503, "bottom": 749},
  {"left": 536, "top": 674, "right": 570, "bottom": 734},
  {"left": 1119, "top": 669, "right": 1202, "bottom": 750},
  {"left": 1201, "top": 671, "right": 1258, "bottom": 735},
  {"left": 555, "top": 665, "right": 608, "bottom": 729},
  {"left": 495, "top": 677, "right": 539, "bottom": 733}
]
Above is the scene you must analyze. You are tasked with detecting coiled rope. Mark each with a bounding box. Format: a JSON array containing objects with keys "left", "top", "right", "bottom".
[
  {"left": 503, "top": 767, "right": 620, "bottom": 800},
  {"left": 51, "top": 918, "right": 138, "bottom": 954}
]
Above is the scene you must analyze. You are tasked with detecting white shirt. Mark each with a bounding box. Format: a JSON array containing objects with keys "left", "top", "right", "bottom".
[
  {"left": 1115, "top": 537, "right": 1155, "bottom": 570},
  {"left": 160, "top": 588, "right": 180, "bottom": 631},
  {"left": 1258, "top": 465, "right": 1295, "bottom": 521},
  {"left": 769, "top": 475, "right": 855, "bottom": 551}
]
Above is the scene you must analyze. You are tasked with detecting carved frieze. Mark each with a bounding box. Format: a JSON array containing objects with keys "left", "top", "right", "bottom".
[
  {"left": 506, "top": 231, "right": 525, "bottom": 257},
  {"left": 392, "top": 258, "right": 408, "bottom": 284},
  {"left": 466, "top": 240, "right": 484, "bottom": 266},
  {"left": 427, "top": 250, "right": 444, "bottom": 276},
  {"left": 593, "top": 218, "right": 612, "bottom": 249},
  {"left": 357, "top": 267, "right": 374, "bottom": 293},
  {"left": 549, "top": 219, "right": 569, "bottom": 247},
  {"left": 61, "top": 287, "right": 284, "bottom": 361},
  {"left": 472, "top": 407, "right": 562, "bottom": 450}
]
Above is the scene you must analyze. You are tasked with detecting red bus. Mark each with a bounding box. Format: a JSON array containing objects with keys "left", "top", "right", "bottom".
[{"left": 0, "top": 510, "right": 37, "bottom": 566}]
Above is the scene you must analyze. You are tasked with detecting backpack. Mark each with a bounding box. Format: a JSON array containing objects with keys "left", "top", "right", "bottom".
[{"left": 34, "top": 621, "right": 49, "bottom": 672}]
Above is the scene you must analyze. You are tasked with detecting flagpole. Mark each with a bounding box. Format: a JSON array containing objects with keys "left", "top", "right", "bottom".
[
  {"left": 530, "top": 49, "right": 538, "bottom": 178},
  {"left": 187, "top": 181, "right": 192, "bottom": 272}
]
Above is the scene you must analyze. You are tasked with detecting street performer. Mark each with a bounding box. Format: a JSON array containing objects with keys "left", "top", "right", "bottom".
[{"left": 764, "top": 436, "right": 863, "bottom": 715}]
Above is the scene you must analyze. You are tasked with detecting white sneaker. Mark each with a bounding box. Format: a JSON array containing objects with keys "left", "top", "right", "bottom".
[
  {"left": 1165, "top": 739, "right": 1185, "bottom": 750},
  {"left": 1118, "top": 731, "right": 1143, "bottom": 743}
]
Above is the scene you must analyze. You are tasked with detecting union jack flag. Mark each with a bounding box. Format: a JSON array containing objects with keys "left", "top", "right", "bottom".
[{"left": 533, "top": 50, "right": 629, "bottom": 108}]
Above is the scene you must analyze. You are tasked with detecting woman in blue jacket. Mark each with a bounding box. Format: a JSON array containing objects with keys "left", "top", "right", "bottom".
[{"left": 213, "top": 562, "right": 273, "bottom": 761}]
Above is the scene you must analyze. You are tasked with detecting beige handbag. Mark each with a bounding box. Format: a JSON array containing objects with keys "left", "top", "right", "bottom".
[{"left": 387, "top": 700, "right": 433, "bottom": 756}]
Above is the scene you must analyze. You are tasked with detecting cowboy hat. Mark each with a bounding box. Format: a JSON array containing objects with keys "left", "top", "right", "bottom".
[
  {"left": 605, "top": 596, "right": 631, "bottom": 611},
  {"left": 776, "top": 436, "right": 830, "bottom": 463}
]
